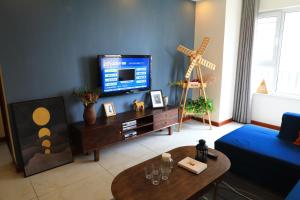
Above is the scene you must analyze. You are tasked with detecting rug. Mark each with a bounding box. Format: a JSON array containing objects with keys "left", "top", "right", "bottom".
[{"left": 201, "top": 172, "right": 284, "bottom": 200}]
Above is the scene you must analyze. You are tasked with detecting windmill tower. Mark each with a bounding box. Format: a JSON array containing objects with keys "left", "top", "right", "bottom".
[{"left": 177, "top": 37, "right": 216, "bottom": 131}]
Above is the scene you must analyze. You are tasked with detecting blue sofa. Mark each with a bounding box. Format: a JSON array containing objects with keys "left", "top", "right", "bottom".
[
  {"left": 286, "top": 180, "right": 300, "bottom": 200},
  {"left": 215, "top": 113, "right": 300, "bottom": 196}
]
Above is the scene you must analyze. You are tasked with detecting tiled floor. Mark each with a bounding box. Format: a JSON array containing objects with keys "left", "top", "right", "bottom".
[{"left": 0, "top": 120, "right": 242, "bottom": 200}]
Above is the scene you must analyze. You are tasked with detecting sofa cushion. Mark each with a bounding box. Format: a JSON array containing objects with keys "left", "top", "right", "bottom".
[
  {"left": 279, "top": 112, "right": 300, "bottom": 142},
  {"left": 294, "top": 131, "right": 300, "bottom": 146},
  {"left": 286, "top": 179, "right": 300, "bottom": 200},
  {"left": 217, "top": 124, "right": 300, "bottom": 166}
]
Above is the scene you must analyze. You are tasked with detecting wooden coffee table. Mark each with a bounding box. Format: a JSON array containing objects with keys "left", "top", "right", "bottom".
[{"left": 111, "top": 146, "right": 231, "bottom": 200}]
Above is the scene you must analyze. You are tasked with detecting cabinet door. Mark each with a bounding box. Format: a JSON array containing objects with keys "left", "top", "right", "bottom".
[
  {"left": 82, "top": 125, "right": 122, "bottom": 152},
  {"left": 153, "top": 109, "right": 178, "bottom": 130}
]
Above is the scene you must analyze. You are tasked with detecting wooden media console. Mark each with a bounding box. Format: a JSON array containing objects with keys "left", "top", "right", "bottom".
[{"left": 71, "top": 106, "right": 178, "bottom": 161}]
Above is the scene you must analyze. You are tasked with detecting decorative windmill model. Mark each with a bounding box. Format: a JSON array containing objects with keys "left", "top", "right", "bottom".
[{"left": 177, "top": 37, "right": 216, "bottom": 131}]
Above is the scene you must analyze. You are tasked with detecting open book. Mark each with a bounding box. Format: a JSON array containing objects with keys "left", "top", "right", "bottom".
[{"left": 178, "top": 157, "right": 207, "bottom": 174}]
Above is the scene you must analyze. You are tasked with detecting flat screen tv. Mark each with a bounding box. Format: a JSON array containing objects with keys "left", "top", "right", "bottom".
[{"left": 98, "top": 55, "right": 152, "bottom": 97}]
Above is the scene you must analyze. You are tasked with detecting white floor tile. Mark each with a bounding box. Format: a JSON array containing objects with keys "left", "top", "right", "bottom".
[
  {"left": 0, "top": 120, "right": 242, "bottom": 200},
  {"left": 30, "top": 160, "right": 110, "bottom": 197},
  {"left": 0, "top": 167, "right": 36, "bottom": 200},
  {"left": 38, "top": 172, "right": 113, "bottom": 200}
]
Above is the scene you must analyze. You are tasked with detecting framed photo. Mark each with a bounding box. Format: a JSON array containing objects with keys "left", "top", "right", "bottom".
[
  {"left": 150, "top": 90, "right": 165, "bottom": 108},
  {"left": 103, "top": 102, "right": 116, "bottom": 117},
  {"left": 11, "top": 96, "right": 73, "bottom": 177}
]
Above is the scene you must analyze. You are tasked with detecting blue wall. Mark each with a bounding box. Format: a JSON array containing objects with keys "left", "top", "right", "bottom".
[{"left": 0, "top": 0, "right": 195, "bottom": 123}]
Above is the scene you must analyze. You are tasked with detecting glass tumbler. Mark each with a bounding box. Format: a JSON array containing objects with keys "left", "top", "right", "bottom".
[
  {"left": 151, "top": 167, "right": 161, "bottom": 185},
  {"left": 160, "top": 166, "right": 171, "bottom": 181},
  {"left": 144, "top": 165, "right": 153, "bottom": 180}
]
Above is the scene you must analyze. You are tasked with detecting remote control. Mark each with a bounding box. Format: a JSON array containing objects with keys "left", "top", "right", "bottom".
[{"left": 207, "top": 152, "right": 218, "bottom": 159}]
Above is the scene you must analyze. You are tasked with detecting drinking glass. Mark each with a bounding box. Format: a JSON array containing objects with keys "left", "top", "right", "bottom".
[
  {"left": 160, "top": 166, "right": 171, "bottom": 181},
  {"left": 151, "top": 167, "right": 161, "bottom": 185},
  {"left": 144, "top": 165, "right": 153, "bottom": 180}
]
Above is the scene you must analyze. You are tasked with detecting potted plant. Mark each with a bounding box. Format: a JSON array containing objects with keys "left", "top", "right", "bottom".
[
  {"left": 74, "top": 89, "right": 99, "bottom": 125},
  {"left": 184, "top": 96, "right": 214, "bottom": 116}
]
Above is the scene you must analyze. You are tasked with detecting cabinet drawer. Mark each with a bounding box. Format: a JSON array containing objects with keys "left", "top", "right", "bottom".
[
  {"left": 82, "top": 126, "right": 122, "bottom": 152},
  {"left": 153, "top": 109, "right": 178, "bottom": 130},
  {"left": 153, "top": 109, "right": 178, "bottom": 123},
  {"left": 154, "top": 117, "right": 178, "bottom": 130}
]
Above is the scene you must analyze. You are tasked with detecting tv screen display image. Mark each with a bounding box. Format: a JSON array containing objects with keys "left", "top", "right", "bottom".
[{"left": 98, "top": 55, "right": 151, "bottom": 96}]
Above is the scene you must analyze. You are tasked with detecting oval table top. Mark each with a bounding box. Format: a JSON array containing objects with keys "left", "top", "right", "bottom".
[{"left": 111, "top": 146, "right": 231, "bottom": 200}]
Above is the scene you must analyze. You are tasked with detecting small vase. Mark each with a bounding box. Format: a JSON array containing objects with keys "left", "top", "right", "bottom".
[
  {"left": 83, "top": 104, "right": 96, "bottom": 125},
  {"left": 163, "top": 96, "right": 168, "bottom": 107}
]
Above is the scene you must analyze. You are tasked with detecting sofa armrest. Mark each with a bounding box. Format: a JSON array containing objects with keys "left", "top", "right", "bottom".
[
  {"left": 285, "top": 179, "right": 300, "bottom": 200},
  {"left": 278, "top": 112, "right": 300, "bottom": 142}
]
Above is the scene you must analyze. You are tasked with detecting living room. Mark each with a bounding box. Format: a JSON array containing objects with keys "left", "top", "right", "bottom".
[{"left": 0, "top": 0, "right": 299, "bottom": 200}]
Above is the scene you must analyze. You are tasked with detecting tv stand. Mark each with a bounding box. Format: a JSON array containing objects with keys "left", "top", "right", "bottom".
[{"left": 70, "top": 106, "right": 178, "bottom": 161}]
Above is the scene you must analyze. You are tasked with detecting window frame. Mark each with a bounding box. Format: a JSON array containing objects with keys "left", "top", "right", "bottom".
[
  {"left": 256, "top": 8, "right": 300, "bottom": 96},
  {"left": 256, "top": 11, "right": 282, "bottom": 67}
]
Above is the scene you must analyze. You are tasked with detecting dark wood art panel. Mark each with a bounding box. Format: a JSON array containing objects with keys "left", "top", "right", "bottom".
[
  {"left": 11, "top": 96, "right": 73, "bottom": 177},
  {"left": 0, "top": 66, "right": 17, "bottom": 167}
]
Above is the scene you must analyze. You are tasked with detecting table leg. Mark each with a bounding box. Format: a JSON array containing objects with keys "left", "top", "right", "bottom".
[
  {"left": 94, "top": 149, "right": 100, "bottom": 161},
  {"left": 168, "top": 127, "right": 172, "bottom": 135},
  {"left": 213, "top": 182, "right": 218, "bottom": 200}
]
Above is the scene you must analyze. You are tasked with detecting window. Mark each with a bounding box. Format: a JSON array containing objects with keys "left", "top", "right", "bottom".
[{"left": 252, "top": 9, "right": 300, "bottom": 96}]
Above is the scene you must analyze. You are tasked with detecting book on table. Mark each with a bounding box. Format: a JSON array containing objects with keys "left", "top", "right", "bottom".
[{"left": 178, "top": 157, "right": 207, "bottom": 174}]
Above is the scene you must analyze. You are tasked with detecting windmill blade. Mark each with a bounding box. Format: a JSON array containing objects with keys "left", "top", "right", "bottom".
[
  {"left": 196, "top": 37, "right": 210, "bottom": 56},
  {"left": 198, "top": 57, "right": 216, "bottom": 71},
  {"left": 184, "top": 54, "right": 201, "bottom": 79},
  {"left": 177, "top": 45, "right": 195, "bottom": 57}
]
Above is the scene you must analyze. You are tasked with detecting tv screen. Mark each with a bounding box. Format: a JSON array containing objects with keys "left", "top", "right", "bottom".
[{"left": 98, "top": 55, "right": 151, "bottom": 96}]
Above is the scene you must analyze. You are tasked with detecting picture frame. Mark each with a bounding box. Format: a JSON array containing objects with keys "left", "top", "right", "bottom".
[
  {"left": 104, "top": 102, "right": 116, "bottom": 117},
  {"left": 150, "top": 90, "right": 165, "bottom": 108},
  {"left": 11, "top": 96, "right": 73, "bottom": 177}
]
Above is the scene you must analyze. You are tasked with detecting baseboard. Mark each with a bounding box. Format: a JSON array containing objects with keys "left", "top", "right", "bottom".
[
  {"left": 182, "top": 116, "right": 192, "bottom": 122},
  {"left": 0, "top": 137, "right": 6, "bottom": 143},
  {"left": 251, "top": 120, "right": 280, "bottom": 130},
  {"left": 15, "top": 165, "right": 23, "bottom": 173},
  {"left": 192, "top": 117, "right": 219, "bottom": 127},
  {"left": 218, "top": 118, "right": 234, "bottom": 126},
  {"left": 192, "top": 117, "right": 233, "bottom": 127}
]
